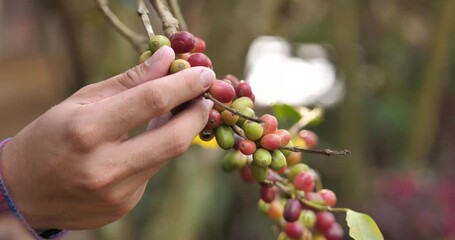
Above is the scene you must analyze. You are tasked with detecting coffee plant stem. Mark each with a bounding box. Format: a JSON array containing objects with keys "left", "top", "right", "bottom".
[
  {"left": 168, "top": 0, "right": 188, "bottom": 31},
  {"left": 280, "top": 146, "right": 351, "bottom": 156},
  {"left": 150, "top": 0, "right": 180, "bottom": 37},
  {"left": 137, "top": 0, "right": 155, "bottom": 38},
  {"left": 202, "top": 92, "right": 263, "bottom": 123},
  {"left": 95, "top": 0, "right": 147, "bottom": 52}
]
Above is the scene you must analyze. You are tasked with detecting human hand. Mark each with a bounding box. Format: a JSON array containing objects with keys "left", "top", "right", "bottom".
[{"left": 0, "top": 46, "right": 215, "bottom": 230}]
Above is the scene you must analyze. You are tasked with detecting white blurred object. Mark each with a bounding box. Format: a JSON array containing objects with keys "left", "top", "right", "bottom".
[{"left": 245, "top": 36, "right": 344, "bottom": 107}]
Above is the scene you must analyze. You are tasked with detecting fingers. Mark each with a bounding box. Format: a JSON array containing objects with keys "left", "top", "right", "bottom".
[
  {"left": 70, "top": 46, "right": 175, "bottom": 102},
  {"left": 116, "top": 97, "right": 213, "bottom": 176},
  {"left": 88, "top": 67, "right": 215, "bottom": 140}
]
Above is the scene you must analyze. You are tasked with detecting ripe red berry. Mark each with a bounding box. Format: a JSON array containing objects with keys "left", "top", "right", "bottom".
[
  {"left": 260, "top": 134, "right": 281, "bottom": 150},
  {"left": 315, "top": 212, "right": 335, "bottom": 232},
  {"left": 299, "top": 130, "right": 318, "bottom": 149},
  {"left": 239, "top": 166, "right": 255, "bottom": 184},
  {"left": 276, "top": 129, "right": 291, "bottom": 146},
  {"left": 236, "top": 81, "right": 253, "bottom": 98},
  {"left": 208, "top": 80, "right": 236, "bottom": 103},
  {"left": 170, "top": 31, "right": 196, "bottom": 53},
  {"left": 293, "top": 172, "right": 315, "bottom": 192},
  {"left": 223, "top": 74, "right": 240, "bottom": 89},
  {"left": 191, "top": 37, "right": 206, "bottom": 53},
  {"left": 207, "top": 109, "right": 221, "bottom": 129},
  {"left": 260, "top": 114, "right": 278, "bottom": 135},
  {"left": 318, "top": 189, "right": 337, "bottom": 207},
  {"left": 283, "top": 199, "right": 302, "bottom": 222},
  {"left": 324, "top": 222, "right": 344, "bottom": 240},
  {"left": 260, "top": 186, "right": 276, "bottom": 203},
  {"left": 187, "top": 53, "right": 212, "bottom": 68},
  {"left": 284, "top": 222, "right": 304, "bottom": 239},
  {"left": 238, "top": 139, "right": 257, "bottom": 155}
]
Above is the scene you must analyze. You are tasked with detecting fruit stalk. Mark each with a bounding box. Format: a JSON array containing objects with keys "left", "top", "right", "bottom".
[
  {"left": 150, "top": 0, "right": 180, "bottom": 37},
  {"left": 168, "top": 0, "right": 188, "bottom": 31},
  {"left": 202, "top": 92, "right": 263, "bottom": 123},
  {"left": 137, "top": 0, "right": 155, "bottom": 38}
]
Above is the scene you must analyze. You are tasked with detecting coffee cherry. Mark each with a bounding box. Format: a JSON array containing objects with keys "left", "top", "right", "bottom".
[
  {"left": 324, "top": 222, "right": 344, "bottom": 240},
  {"left": 299, "top": 210, "right": 316, "bottom": 229},
  {"left": 260, "top": 114, "right": 278, "bottom": 135},
  {"left": 280, "top": 141, "right": 293, "bottom": 157},
  {"left": 139, "top": 50, "right": 152, "bottom": 64},
  {"left": 236, "top": 81, "right": 253, "bottom": 98},
  {"left": 222, "top": 151, "right": 247, "bottom": 172},
  {"left": 299, "top": 130, "right": 318, "bottom": 149},
  {"left": 215, "top": 125, "right": 235, "bottom": 150},
  {"left": 191, "top": 37, "right": 206, "bottom": 53},
  {"left": 294, "top": 172, "right": 315, "bottom": 192},
  {"left": 221, "top": 110, "right": 239, "bottom": 125},
  {"left": 318, "top": 189, "right": 337, "bottom": 207},
  {"left": 238, "top": 139, "right": 256, "bottom": 155},
  {"left": 231, "top": 96, "right": 254, "bottom": 111},
  {"left": 207, "top": 109, "right": 221, "bottom": 129},
  {"left": 257, "top": 199, "right": 270, "bottom": 214},
  {"left": 284, "top": 222, "right": 304, "bottom": 239},
  {"left": 243, "top": 120, "right": 264, "bottom": 141},
  {"left": 233, "top": 134, "right": 243, "bottom": 150},
  {"left": 169, "top": 59, "right": 191, "bottom": 74},
  {"left": 208, "top": 80, "right": 236, "bottom": 103},
  {"left": 260, "top": 134, "right": 281, "bottom": 150},
  {"left": 260, "top": 186, "right": 276, "bottom": 203},
  {"left": 267, "top": 200, "right": 283, "bottom": 221},
  {"left": 286, "top": 152, "right": 302, "bottom": 166},
  {"left": 223, "top": 74, "right": 240, "bottom": 89},
  {"left": 283, "top": 198, "right": 302, "bottom": 222},
  {"left": 270, "top": 150, "right": 287, "bottom": 171},
  {"left": 199, "top": 128, "right": 214, "bottom": 141},
  {"left": 253, "top": 148, "right": 272, "bottom": 167},
  {"left": 288, "top": 163, "right": 310, "bottom": 181},
  {"left": 276, "top": 129, "right": 291, "bottom": 146},
  {"left": 304, "top": 192, "right": 324, "bottom": 205},
  {"left": 236, "top": 107, "right": 255, "bottom": 127},
  {"left": 251, "top": 162, "right": 268, "bottom": 182},
  {"left": 148, "top": 35, "right": 171, "bottom": 53},
  {"left": 169, "top": 31, "right": 196, "bottom": 53},
  {"left": 315, "top": 212, "right": 336, "bottom": 232},
  {"left": 239, "top": 166, "right": 255, "bottom": 184},
  {"left": 187, "top": 53, "right": 212, "bottom": 68},
  {"left": 175, "top": 53, "right": 190, "bottom": 60}
]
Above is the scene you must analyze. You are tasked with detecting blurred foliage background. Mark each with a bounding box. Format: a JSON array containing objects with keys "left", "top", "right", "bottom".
[{"left": 0, "top": 0, "right": 454, "bottom": 239}]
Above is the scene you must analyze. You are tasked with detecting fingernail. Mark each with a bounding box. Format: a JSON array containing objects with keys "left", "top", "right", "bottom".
[
  {"left": 145, "top": 46, "right": 168, "bottom": 66},
  {"left": 200, "top": 69, "right": 216, "bottom": 88}
]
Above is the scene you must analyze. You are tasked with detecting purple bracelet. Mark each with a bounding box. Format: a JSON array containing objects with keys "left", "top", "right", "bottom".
[{"left": 0, "top": 138, "right": 68, "bottom": 240}]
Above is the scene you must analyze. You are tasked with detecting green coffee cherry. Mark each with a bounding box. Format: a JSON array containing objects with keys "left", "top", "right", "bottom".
[
  {"left": 231, "top": 97, "right": 254, "bottom": 111},
  {"left": 288, "top": 163, "right": 310, "bottom": 181},
  {"left": 243, "top": 120, "right": 264, "bottom": 141},
  {"left": 253, "top": 148, "right": 272, "bottom": 168},
  {"left": 280, "top": 141, "right": 293, "bottom": 157},
  {"left": 299, "top": 209, "right": 316, "bottom": 229},
  {"left": 236, "top": 107, "right": 255, "bottom": 127},
  {"left": 139, "top": 50, "right": 153, "bottom": 64},
  {"left": 149, "top": 35, "right": 171, "bottom": 53},
  {"left": 257, "top": 199, "right": 270, "bottom": 214},
  {"left": 215, "top": 125, "right": 235, "bottom": 150},
  {"left": 251, "top": 163, "right": 268, "bottom": 182},
  {"left": 169, "top": 59, "right": 191, "bottom": 74},
  {"left": 270, "top": 150, "right": 287, "bottom": 170}
]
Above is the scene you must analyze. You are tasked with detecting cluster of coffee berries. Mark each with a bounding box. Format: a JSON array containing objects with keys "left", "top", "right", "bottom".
[
  {"left": 139, "top": 31, "right": 211, "bottom": 73},
  {"left": 139, "top": 31, "right": 343, "bottom": 240}
]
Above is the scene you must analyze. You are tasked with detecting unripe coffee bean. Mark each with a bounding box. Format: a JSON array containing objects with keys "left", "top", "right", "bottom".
[
  {"left": 148, "top": 35, "right": 171, "bottom": 53},
  {"left": 243, "top": 120, "right": 264, "bottom": 141},
  {"left": 270, "top": 150, "right": 287, "bottom": 171},
  {"left": 215, "top": 125, "right": 235, "bottom": 150},
  {"left": 169, "top": 59, "right": 190, "bottom": 74},
  {"left": 139, "top": 50, "right": 152, "bottom": 64},
  {"left": 253, "top": 148, "right": 272, "bottom": 167},
  {"left": 251, "top": 163, "right": 268, "bottom": 182}
]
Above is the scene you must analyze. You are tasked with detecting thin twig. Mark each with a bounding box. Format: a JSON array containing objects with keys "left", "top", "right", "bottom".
[
  {"left": 95, "top": 0, "right": 147, "bottom": 52},
  {"left": 231, "top": 125, "right": 247, "bottom": 139},
  {"left": 280, "top": 146, "right": 351, "bottom": 156},
  {"left": 137, "top": 0, "right": 155, "bottom": 38},
  {"left": 203, "top": 92, "right": 263, "bottom": 123},
  {"left": 150, "top": 0, "right": 180, "bottom": 37},
  {"left": 168, "top": 0, "right": 188, "bottom": 31}
]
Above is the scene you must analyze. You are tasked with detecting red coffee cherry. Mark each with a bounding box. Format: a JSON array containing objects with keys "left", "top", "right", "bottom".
[
  {"left": 294, "top": 172, "right": 315, "bottom": 192},
  {"left": 170, "top": 31, "right": 196, "bottom": 53},
  {"left": 236, "top": 81, "right": 253, "bottom": 98},
  {"left": 260, "top": 186, "right": 276, "bottom": 203},
  {"left": 238, "top": 139, "right": 257, "bottom": 155},
  {"left": 276, "top": 129, "right": 291, "bottom": 146},
  {"left": 318, "top": 189, "right": 337, "bottom": 207},
  {"left": 299, "top": 130, "right": 318, "bottom": 149},
  {"left": 191, "top": 37, "right": 206, "bottom": 53},
  {"left": 260, "top": 134, "right": 281, "bottom": 150},
  {"left": 207, "top": 109, "right": 221, "bottom": 129},
  {"left": 283, "top": 198, "right": 302, "bottom": 222},
  {"left": 208, "top": 80, "right": 236, "bottom": 103},
  {"left": 260, "top": 114, "right": 278, "bottom": 135},
  {"left": 187, "top": 53, "right": 212, "bottom": 68},
  {"left": 315, "top": 212, "right": 335, "bottom": 232},
  {"left": 284, "top": 221, "right": 304, "bottom": 239},
  {"left": 239, "top": 166, "right": 255, "bottom": 184}
]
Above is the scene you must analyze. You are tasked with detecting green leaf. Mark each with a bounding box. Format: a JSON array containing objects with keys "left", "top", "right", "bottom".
[
  {"left": 346, "top": 210, "right": 384, "bottom": 240},
  {"left": 271, "top": 104, "right": 302, "bottom": 129}
]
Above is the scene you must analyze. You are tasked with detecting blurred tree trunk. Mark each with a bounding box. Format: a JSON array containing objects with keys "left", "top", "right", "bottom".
[
  {"left": 331, "top": 0, "right": 369, "bottom": 206},
  {"left": 405, "top": 0, "right": 455, "bottom": 167}
]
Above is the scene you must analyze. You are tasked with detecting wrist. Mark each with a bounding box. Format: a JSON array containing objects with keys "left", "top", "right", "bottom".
[{"left": 0, "top": 138, "right": 67, "bottom": 239}]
